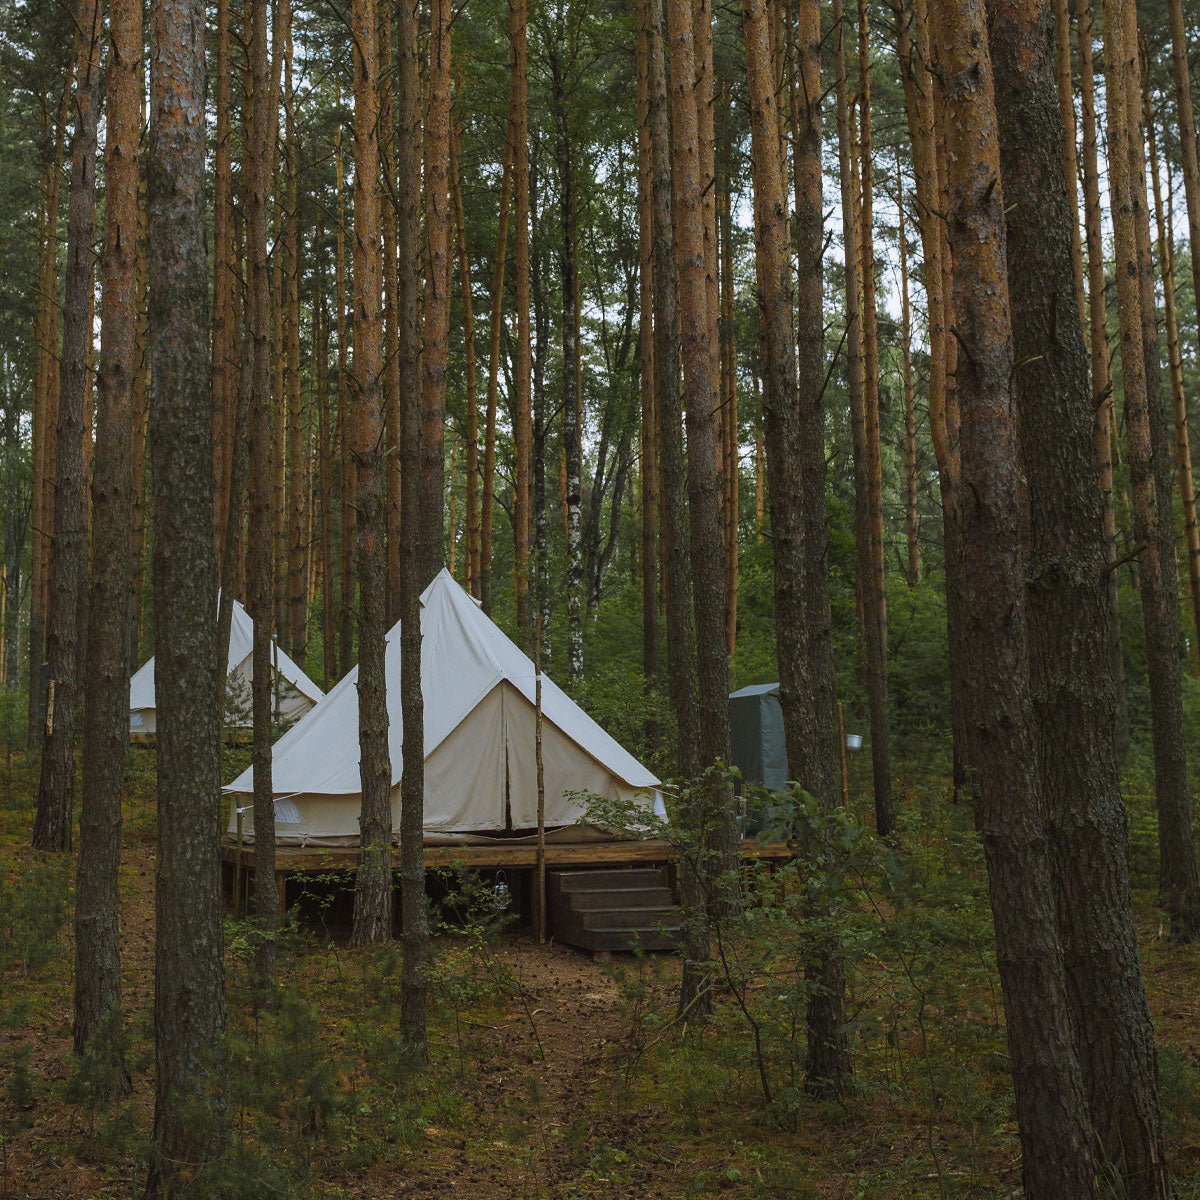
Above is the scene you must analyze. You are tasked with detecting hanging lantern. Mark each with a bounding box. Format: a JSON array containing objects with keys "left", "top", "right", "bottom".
[{"left": 493, "top": 870, "right": 511, "bottom": 912}]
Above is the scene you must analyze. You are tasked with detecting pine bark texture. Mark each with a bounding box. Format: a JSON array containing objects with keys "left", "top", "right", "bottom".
[
  {"left": 419, "top": 0, "right": 452, "bottom": 588},
  {"left": 855, "top": 0, "right": 893, "bottom": 836},
  {"left": 935, "top": 1, "right": 1099, "bottom": 1192},
  {"left": 246, "top": 0, "right": 279, "bottom": 984},
  {"left": 1105, "top": 0, "right": 1200, "bottom": 938},
  {"left": 512, "top": 0, "right": 533, "bottom": 639},
  {"left": 146, "top": 0, "right": 228, "bottom": 1176},
  {"left": 988, "top": 0, "right": 1169, "bottom": 1189},
  {"left": 747, "top": 0, "right": 849, "bottom": 1098},
  {"left": 76, "top": 0, "right": 137, "bottom": 1059},
  {"left": 646, "top": 0, "right": 699, "bottom": 778},
  {"left": 33, "top": 0, "right": 103, "bottom": 852},
  {"left": 350, "top": 0, "right": 394, "bottom": 947}
]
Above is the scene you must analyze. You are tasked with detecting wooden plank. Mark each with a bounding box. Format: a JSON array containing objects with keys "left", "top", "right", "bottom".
[{"left": 219, "top": 837, "right": 792, "bottom": 879}]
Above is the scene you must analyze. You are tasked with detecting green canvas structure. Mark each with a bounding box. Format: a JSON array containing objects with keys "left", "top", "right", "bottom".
[{"left": 729, "top": 683, "right": 789, "bottom": 792}]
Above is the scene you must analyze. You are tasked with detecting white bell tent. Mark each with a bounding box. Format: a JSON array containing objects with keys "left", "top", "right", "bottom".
[
  {"left": 224, "top": 569, "right": 662, "bottom": 845},
  {"left": 129, "top": 598, "right": 323, "bottom": 737}
]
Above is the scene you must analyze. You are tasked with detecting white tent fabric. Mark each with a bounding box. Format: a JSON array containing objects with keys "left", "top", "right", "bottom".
[
  {"left": 129, "top": 598, "right": 323, "bottom": 735},
  {"left": 225, "top": 569, "right": 661, "bottom": 845}
]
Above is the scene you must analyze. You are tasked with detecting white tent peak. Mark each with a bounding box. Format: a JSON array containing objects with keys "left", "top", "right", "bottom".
[
  {"left": 225, "top": 569, "right": 660, "bottom": 841},
  {"left": 129, "top": 597, "right": 323, "bottom": 733}
]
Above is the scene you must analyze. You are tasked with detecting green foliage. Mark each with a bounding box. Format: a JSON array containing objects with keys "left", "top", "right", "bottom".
[{"left": 0, "top": 855, "right": 68, "bottom": 975}]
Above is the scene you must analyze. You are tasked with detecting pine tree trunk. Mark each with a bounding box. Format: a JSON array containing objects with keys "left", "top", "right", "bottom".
[
  {"left": 451, "top": 115, "right": 480, "bottom": 594},
  {"left": 1106, "top": 0, "right": 1200, "bottom": 938},
  {"left": 33, "top": 0, "right": 103, "bottom": 852},
  {"left": 898, "top": 161, "right": 919, "bottom": 586},
  {"left": 988, "top": 0, "right": 1171, "bottom": 1188},
  {"left": 512, "top": 0, "right": 533, "bottom": 640},
  {"left": 145, "top": 0, "right": 228, "bottom": 1172},
  {"left": 748, "top": 0, "right": 850, "bottom": 1099},
  {"left": 246, "top": 0, "right": 279, "bottom": 986},
  {"left": 28, "top": 85, "right": 70, "bottom": 748},
  {"left": 129, "top": 209, "right": 149, "bottom": 675},
  {"left": 418, "top": 0, "right": 452, "bottom": 588},
  {"left": 212, "top": 0, "right": 235, "bottom": 555},
  {"left": 834, "top": 0, "right": 891, "bottom": 838},
  {"left": 636, "top": 14, "right": 658, "bottom": 704},
  {"left": 479, "top": 132, "right": 513, "bottom": 612},
  {"left": 934, "top": 2, "right": 1100, "bottom": 1190},
  {"left": 646, "top": 0, "right": 699, "bottom": 779},
  {"left": 856, "top": 0, "right": 893, "bottom": 836},
  {"left": 335, "top": 110, "right": 356, "bottom": 676},
  {"left": 76, "top": 0, "right": 138, "bottom": 1062},
  {"left": 1053, "top": 0, "right": 1086, "bottom": 328},
  {"left": 666, "top": 0, "right": 736, "bottom": 1016},
  {"left": 718, "top": 127, "right": 738, "bottom": 657},
  {"left": 318, "top": 257, "right": 336, "bottom": 690},
  {"left": 381, "top": 2, "right": 402, "bottom": 624},
  {"left": 1075, "top": 0, "right": 1125, "bottom": 749},
  {"left": 1148, "top": 112, "right": 1200, "bottom": 659},
  {"left": 350, "top": 0, "right": 393, "bottom": 947},
  {"left": 552, "top": 14, "right": 582, "bottom": 677}
]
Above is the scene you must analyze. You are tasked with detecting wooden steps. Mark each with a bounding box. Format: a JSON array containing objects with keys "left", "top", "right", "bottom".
[{"left": 547, "top": 867, "right": 682, "bottom": 954}]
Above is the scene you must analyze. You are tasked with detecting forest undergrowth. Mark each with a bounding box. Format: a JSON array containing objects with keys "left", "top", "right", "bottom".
[{"left": 1, "top": 742, "right": 1198, "bottom": 1200}]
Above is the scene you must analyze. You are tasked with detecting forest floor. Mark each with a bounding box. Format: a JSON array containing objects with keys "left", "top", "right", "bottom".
[{"left": 1, "top": 744, "right": 1199, "bottom": 1199}]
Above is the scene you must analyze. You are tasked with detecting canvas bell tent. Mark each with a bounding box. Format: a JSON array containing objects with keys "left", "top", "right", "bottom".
[
  {"left": 225, "top": 570, "right": 662, "bottom": 845},
  {"left": 129, "top": 598, "right": 323, "bottom": 737}
]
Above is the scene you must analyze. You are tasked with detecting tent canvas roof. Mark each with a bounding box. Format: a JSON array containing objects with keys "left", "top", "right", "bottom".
[
  {"left": 129, "top": 597, "right": 323, "bottom": 713},
  {"left": 226, "top": 569, "right": 659, "bottom": 798}
]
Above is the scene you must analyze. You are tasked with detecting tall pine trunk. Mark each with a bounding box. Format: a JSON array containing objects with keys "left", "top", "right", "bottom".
[
  {"left": 350, "top": 0, "right": 394, "bottom": 947},
  {"left": 145, "top": 0, "right": 228, "bottom": 1174},
  {"left": 747, "top": 0, "right": 850, "bottom": 1099},
  {"left": 988, "top": 0, "right": 1170, "bottom": 1188},
  {"left": 934, "top": 0, "right": 1099, "bottom": 1189},
  {"left": 76, "top": 0, "right": 138, "bottom": 1062},
  {"left": 33, "top": 0, "right": 103, "bottom": 852},
  {"left": 246, "top": 0, "right": 279, "bottom": 986},
  {"left": 1105, "top": 0, "right": 1200, "bottom": 938},
  {"left": 419, "top": 0, "right": 452, "bottom": 586}
]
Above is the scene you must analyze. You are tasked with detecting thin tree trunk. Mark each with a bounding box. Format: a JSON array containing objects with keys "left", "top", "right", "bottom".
[
  {"left": 336, "top": 107, "right": 356, "bottom": 676},
  {"left": 934, "top": 2, "right": 1100, "bottom": 1190},
  {"left": 271, "top": 168, "right": 287, "bottom": 642},
  {"left": 246, "top": 0, "right": 278, "bottom": 987},
  {"left": 1167, "top": 0, "right": 1200, "bottom": 392},
  {"left": 552, "top": 11, "right": 582, "bottom": 676},
  {"left": 212, "top": 0, "right": 235, "bottom": 554},
  {"left": 451, "top": 113, "right": 480, "bottom": 594},
  {"left": 381, "top": 0, "right": 402, "bottom": 622},
  {"left": 129, "top": 206, "right": 149, "bottom": 675},
  {"left": 350, "top": 0, "right": 394, "bottom": 947},
  {"left": 645, "top": 0, "right": 698, "bottom": 778},
  {"left": 285, "top": 25, "right": 308, "bottom": 667},
  {"left": 511, "top": 0, "right": 533, "bottom": 639},
  {"left": 666, "top": 0, "right": 736, "bottom": 1017},
  {"left": 28, "top": 84, "right": 70, "bottom": 748},
  {"left": 834, "top": 0, "right": 892, "bottom": 838},
  {"left": 856, "top": 0, "right": 893, "bottom": 836},
  {"left": 76, "top": 0, "right": 138, "bottom": 1063},
  {"left": 898, "top": 158, "right": 919, "bottom": 586},
  {"left": 1075, "top": 0, "right": 1125, "bottom": 749},
  {"left": 145, "top": 0, "right": 228, "bottom": 1172},
  {"left": 395, "top": 0, "right": 426, "bottom": 1051},
  {"left": 419, "top": 0, "right": 452, "bottom": 588},
  {"left": 33, "top": 0, "right": 103, "bottom": 852},
  {"left": 318, "top": 251, "right": 336, "bottom": 690},
  {"left": 1148, "top": 109, "right": 1200, "bottom": 659},
  {"left": 1053, "top": 0, "right": 1086, "bottom": 328},
  {"left": 748, "top": 0, "right": 850, "bottom": 1099},
  {"left": 718, "top": 124, "right": 738, "bottom": 657},
  {"left": 1106, "top": 0, "right": 1200, "bottom": 938},
  {"left": 988, "top": 0, "right": 1171, "bottom": 1188},
  {"left": 479, "top": 132, "right": 513, "bottom": 612},
  {"left": 636, "top": 9, "right": 658, "bottom": 709}
]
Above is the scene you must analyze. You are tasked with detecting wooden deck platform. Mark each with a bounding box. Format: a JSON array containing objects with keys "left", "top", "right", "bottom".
[{"left": 221, "top": 836, "right": 793, "bottom": 922}]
